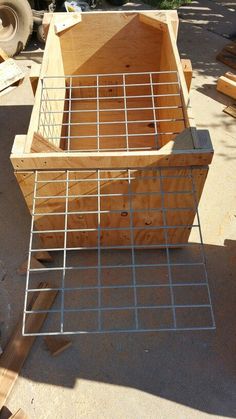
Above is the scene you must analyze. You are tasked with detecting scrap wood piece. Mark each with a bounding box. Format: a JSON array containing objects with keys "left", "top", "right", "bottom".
[
  {"left": 9, "top": 408, "right": 28, "bottom": 419},
  {"left": 17, "top": 256, "right": 45, "bottom": 276},
  {"left": 223, "top": 104, "right": 236, "bottom": 118},
  {"left": 35, "top": 251, "right": 53, "bottom": 263},
  {"left": 224, "top": 42, "right": 236, "bottom": 57},
  {"left": 44, "top": 336, "right": 72, "bottom": 356},
  {"left": 0, "top": 282, "right": 58, "bottom": 410},
  {"left": 31, "top": 132, "right": 63, "bottom": 153},
  {"left": 217, "top": 75, "right": 236, "bottom": 99},
  {"left": 0, "top": 59, "right": 24, "bottom": 92}
]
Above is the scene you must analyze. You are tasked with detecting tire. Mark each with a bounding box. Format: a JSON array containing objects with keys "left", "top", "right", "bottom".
[{"left": 0, "top": 0, "right": 33, "bottom": 56}]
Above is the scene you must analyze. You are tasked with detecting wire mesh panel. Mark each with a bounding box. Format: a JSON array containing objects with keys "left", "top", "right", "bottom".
[
  {"left": 23, "top": 168, "right": 215, "bottom": 335},
  {"left": 38, "top": 71, "right": 186, "bottom": 152}
]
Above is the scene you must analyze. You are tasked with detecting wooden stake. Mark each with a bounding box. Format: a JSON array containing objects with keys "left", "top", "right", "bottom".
[
  {"left": 17, "top": 256, "right": 45, "bottom": 276},
  {"left": 0, "top": 283, "right": 58, "bottom": 410}
]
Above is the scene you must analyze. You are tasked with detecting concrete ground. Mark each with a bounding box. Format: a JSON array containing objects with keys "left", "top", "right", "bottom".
[{"left": 0, "top": 1, "right": 236, "bottom": 418}]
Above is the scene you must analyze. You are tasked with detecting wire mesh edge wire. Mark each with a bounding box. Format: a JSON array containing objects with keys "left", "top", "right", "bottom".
[{"left": 22, "top": 167, "right": 215, "bottom": 336}]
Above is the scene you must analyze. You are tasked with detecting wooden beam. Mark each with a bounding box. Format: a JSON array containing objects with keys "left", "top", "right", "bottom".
[
  {"left": 217, "top": 75, "right": 236, "bottom": 99},
  {"left": 0, "top": 283, "right": 58, "bottom": 410},
  {"left": 11, "top": 147, "right": 213, "bottom": 170},
  {"left": 181, "top": 59, "right": 192, "bottom": 92},
  {"left": 31, "top": 132, "right": 63, "bottom": 153},
  {"left": 17, "top": 256, "right": 45, "bottom": 276}
]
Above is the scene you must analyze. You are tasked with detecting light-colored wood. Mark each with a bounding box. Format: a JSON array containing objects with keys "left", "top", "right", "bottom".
[
  {"left": 44, "top": 336, "right": 72, "bottom": 356},
  {"left": 17, "top": 256, "right": 45, "bottom": 275},
  {"left": 0, "top": 47, "right": 9, "bottom": 63},
  {"left": 31, "top": 132, "right": 63, "bottom": 153},
  {"left": 30, "top": 62, "right": 41, "bottom": 95},
  {"left": 11, "top": 147, "right": 213, "bottom": 171},
  {"left": 224, "top": 71, "right": 236, "bottom": 82},
  {"left": 0, "top": 59, "right": 24, "bottom": 92},
  {"left": 217, "top": 75, "right": 236, "bottom": 99},
  {"left": 9, "top": 408, "right": 28, "bottom": 419},
  {"left": 0, "top": 283, "right": 58, "bottom": 409},
  {"left": 11, "top": 135, "right": 27, "bottom": 154},
  {"left": 54, "top": 12, "right": 81, "bottom": 34},
  {"left": 181, "top": 59, "right": 192, "bottom": 91}
]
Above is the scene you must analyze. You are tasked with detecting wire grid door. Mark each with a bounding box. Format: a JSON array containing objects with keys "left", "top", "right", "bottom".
[
  {"left": 38, "top": 71, "right": 186, "bottom": 152},
  {"left": 23, "top": 167, "right": 215, "bottom": 336}
]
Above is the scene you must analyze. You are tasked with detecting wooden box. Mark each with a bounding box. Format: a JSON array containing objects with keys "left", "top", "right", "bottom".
[{"left": 10, "top": 11, "right": 213, "bottom": 250}]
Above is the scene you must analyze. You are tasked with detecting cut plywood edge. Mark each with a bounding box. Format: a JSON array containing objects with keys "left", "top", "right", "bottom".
[
  {"left": 31, "top": 132, "right": 63, "bottom": 152},
  {"left": 54, "top": 12, "right": 82, "bottom": 34},
  {"left": 0, "top": 59, "right": 25, "bottom": 92}
]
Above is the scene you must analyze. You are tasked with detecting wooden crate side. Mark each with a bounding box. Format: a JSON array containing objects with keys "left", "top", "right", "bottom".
[{"left": 15, "top": 167, "right": 208, "bottom": 249}]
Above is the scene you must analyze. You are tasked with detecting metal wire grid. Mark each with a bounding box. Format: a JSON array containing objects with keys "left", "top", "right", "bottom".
[
  {"left": 23, "top": 167, "right": 215, "bottom": 335},
  {"left": 38, "top": 71, "right": 186, "bottom": 153}
]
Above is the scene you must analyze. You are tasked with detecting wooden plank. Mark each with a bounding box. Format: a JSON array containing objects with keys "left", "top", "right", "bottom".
[
  {"left": 223, "top": 104, "right": 236, "bottom": 118},
  {"left": 11, "top": 148, "right": 213, "bottom": 171},
  {"left": 0, "top": 283, "right": 58, "bottom": 410},
  {"left": 224, "top": 42, "right": 236, "bottom": 57},
  {"left": 181, "top": 59, "right": 192, "bottom": 92},
  {"left": 0, "top": 59, "right": 24, "bottom": 92},
  {"left": 31, "top": 132, "right": 63, "bottom": 153},
  {"left": 9, "top": 408, "right": 28, "bottom": 419},
  {"left": 42, "top": 12, "right": 53, "bottom": 40},
  {"left": 217, "top": 75, "right": 236, "bottom": 99},
  {"left": 44, "top": 336, "right": 72, "bottom": 356}
]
